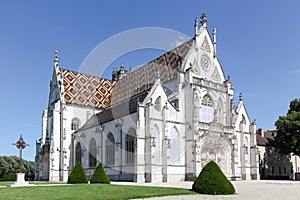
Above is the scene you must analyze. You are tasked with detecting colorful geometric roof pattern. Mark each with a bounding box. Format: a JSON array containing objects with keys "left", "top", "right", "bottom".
[
  {"left": 60, "top": 69, "right": 115, "bottom": 109},
  {"left": 111, "top": 38, "right": 193, "bottom": 104}
]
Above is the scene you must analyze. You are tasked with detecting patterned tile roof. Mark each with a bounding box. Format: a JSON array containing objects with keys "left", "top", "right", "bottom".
[
  {"left": 111, "top": 38, "right": 193, "bottom": 104},
  {"left": 61, "top": 69, "right": 115, "bottom": 109}
]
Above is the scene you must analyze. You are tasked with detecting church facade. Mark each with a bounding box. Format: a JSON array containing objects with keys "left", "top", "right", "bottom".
[{"left": 35, "top": 14, "right": 259, "bottom": 182}]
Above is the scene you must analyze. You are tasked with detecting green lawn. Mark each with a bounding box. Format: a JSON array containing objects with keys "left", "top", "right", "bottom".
[
  {"left": 0, "top": 184, "right": 196, "bottom": 199},
  {"left": 0, "top": 181, "right": 14, "bottom": 186}
]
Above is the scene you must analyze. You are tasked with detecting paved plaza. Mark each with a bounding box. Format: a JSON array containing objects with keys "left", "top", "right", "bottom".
[{"left": 118, "top": 180, "right": 300, "bottom": 200}]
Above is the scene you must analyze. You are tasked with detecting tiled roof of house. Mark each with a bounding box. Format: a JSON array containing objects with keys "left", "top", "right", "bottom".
[
  {"left": 61, "top": 68, "right": 116, "bottom": 109},
  {"left": 256, "top": 129, "right": 277, "bottom": 146}
]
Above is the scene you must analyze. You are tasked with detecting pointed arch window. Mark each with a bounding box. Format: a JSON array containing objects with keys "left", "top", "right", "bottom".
[
  {"left": 75, "top": 142, "right": 82, "bottom": 164},
  {"left": 71, "top": 118, "right": 80, "bottom": 131},
  {"left": 154, "top": 97, "right": 161, "bottom": 111},
  {"left": 89, "top": 138, "right": 97, "bottom": 167},
  {"left": 106, "top": 133, "right": 115, "bottom": 166},
  {"left": 201, "top": 95, "right": 214, "bottom": 123},
  {"left": 170, "top": 127, "right": 179, "bottom": 164},
  {"left": 126, "top": 129, "right": 136, "bottom": 164}
]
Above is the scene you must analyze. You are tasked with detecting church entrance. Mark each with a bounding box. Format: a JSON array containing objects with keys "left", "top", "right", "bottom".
[{"left": 200, "top": 138, "right": 230, "bottom": 175}]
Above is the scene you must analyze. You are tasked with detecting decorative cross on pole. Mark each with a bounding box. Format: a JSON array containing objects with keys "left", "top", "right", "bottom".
[{"left": 12, "top": 134, "right": 30, "bottom": 174}]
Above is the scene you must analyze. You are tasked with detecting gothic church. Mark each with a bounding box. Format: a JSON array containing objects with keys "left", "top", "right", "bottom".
[{"left": 35, "top": 14, "right": 259, "bottom": 182}]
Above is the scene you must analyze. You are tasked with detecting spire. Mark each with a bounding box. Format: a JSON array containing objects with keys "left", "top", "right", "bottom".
[
  {"left": 54, "top": 50, "right": 59, "bottom": 68},
  {"left": 194, "top": 17, "right": 198, "bottom": 36},
  {"left": 239, "top": 92, "right": 243, "bottom": 102},
  {"left": 200, "top": 13, "right": 207, "bottom": 27},
  {"left": 213, "top": 27, "right": 217, "bottom": 57}
]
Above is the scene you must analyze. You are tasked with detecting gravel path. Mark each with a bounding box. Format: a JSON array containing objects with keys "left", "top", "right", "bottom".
[{"left": 118, "top": 180, "right": 300, "bottom": 200}]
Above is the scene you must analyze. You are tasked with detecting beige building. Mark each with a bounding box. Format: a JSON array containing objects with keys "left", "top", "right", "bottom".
[{"left": 257, "top": 129, "right": 300, "bottom": 180}]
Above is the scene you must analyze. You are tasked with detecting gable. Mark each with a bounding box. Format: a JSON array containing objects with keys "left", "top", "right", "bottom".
[{"left": 183, "top": 27, "right": 226, "bottom": 84}]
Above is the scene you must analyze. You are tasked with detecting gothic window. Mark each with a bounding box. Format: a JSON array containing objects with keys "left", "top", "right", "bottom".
[
  {"left": 89, "top": 138, "right": 97, "bottom": 168},
  {"left": 244, "top": 137, "right": 249, "bottom": 155},
  {"left": 154, "top": 97, "right": 161, "bottom": 111},
  {"left": 71, "top": 118, "right": 80, "bottom": 131},
  {"left": 106, "top": 133, "right": 115, "bottom": 166},
  {"left": 75, "top": 142, "right": 82, "bottom": 164},
  {"left": 201, "top": 94, "right": 214, "bottom": 123},
  {"left": 170, "top": 127, "right": 179, "bottom": 164},
  {"left": 126, "top": 129, "right": 136, "bottom": 164},
  {"left": 216, "top": 99, "right": 223, "bottom": 123}
]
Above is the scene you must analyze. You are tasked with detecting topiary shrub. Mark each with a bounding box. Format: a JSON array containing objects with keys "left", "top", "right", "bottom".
[
  {"left": 7, "top": 172, "right": 16, "bottom": 181},
  {"left": 90, "top": 163, "right": 110, "bottom": 184},
  {"left": 192, "top": 161, "right": 235, "bottom": 195},
  {"left": 2, "top": 173, "right": 15, "bottom": 181},
  {"left": 67, "top": 162, "right": 88, "bottom": 184},
  {"left": 2, "top": 173, "right": 8, "bottom": 181}
]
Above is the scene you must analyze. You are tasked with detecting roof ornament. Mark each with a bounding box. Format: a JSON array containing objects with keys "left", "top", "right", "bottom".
[
  {"left": 213, "top": 27, "right": 217, "bottom": 57},
  {"left": 194, "top": 17, "right": 198, "bottom": 36},
  {"left": 200, "top": 13, "right": 207, "bottom": 27},
  {"left": 54, "top": 50, "right": 59, "bottom": 68},
  {"left": 156, "top": 68, "right": 160, "bottom": 81},
  {"left": 239, "top": 92, "right": 243, "bottom": 102}
]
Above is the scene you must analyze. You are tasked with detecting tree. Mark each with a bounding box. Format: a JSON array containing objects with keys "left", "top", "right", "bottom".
[
  {"left": 192, "top": 161, "right": 235, "bottom": 195},
  {"left": 90, "top": 163, "right": 110, "bottom": 184},
  {"left": 274, "top": 98, "right": 300, "bottom": 156},
  {"left": 0, "top": 156, "right": 35, "bottom": 180}
]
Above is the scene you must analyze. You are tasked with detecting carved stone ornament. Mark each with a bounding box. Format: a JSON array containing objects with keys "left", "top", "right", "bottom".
[
  {"left": 200, "top": 54, "right": 210, "bottom": 71},
  {"left": 200, "top": 37, "right": 211, "bottom": 52},
  {"left": 211, "top": 67, "right": 221, "bottom": 81}
]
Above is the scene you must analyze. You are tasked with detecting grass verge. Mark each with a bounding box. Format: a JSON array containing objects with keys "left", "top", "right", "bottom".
[{"left": 0, "top": 184, "right": 196, "bottom": 199}]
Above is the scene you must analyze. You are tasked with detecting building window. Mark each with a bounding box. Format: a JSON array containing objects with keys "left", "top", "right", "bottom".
[
  {"left": 75, "top": 142, "right": 82, "bottom": 164},
  {"left": 89, "top": 138, "right": 97, "bottom": 168},
  {"left": 154, "top": 97, "right": 161, "bottom": 111},
  {"left": 279, "top": 167, "right": 282, "bottom": 175},
  {"left": 106, "top": 133, "right": 115, "bottom": 166},
  {"left": 201, "top": 95, "right": 214, "bottom": 123},
  {"left": 126, "top": 130, "right": 135, "bottom": 164},
  {"left": 271, "top": 166, "right": 274, "bottom": 175},
  {"left": 170, "top": 127, "right": 179, "bottom": 164},
  {"left": 284, "top": 166, "right": 287, "bottom": 174},
  {"left": 71, "top": 118, "right": 80, "bottom": 131}
]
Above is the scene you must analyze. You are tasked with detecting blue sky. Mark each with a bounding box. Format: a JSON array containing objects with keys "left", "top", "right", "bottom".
[{"left": 0, "top": 1, "right": 299, "bottom": 160}]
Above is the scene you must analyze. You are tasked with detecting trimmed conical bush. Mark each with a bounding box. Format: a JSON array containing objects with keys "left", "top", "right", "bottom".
[
  {"left": 192, "top": 161, "right": 235, "bottom": 195},
  {"left": 2, "top": 173, "right": 8, "bottom": 181},
  {"left": 67, "top": 162, "right": 88, "bottom": 184},
  {"left": 90, "top": 163, "right": 110, "bottom": 184},
  {"left": 8, "top": 172, "right": 16, "bottom": 181}
]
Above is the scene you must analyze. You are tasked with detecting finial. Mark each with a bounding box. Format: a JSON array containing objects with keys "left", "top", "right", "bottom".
[
  {"left": 200, "top": 13, "right": 207, "bottom": 27},
  {"left": 156, "top": 68, "right": 160, "bottom": 80},
  {"left": 227, "top": 75, "right": 230, "bottom": 82},
  {"left": 239, "top": 92, "right": 243, "bottom": 101},
  {"left": 213, "top": 27, "right": 217, "bottom": 56},
  {"left": 54, "top": 50, "right": 59, "bottom": 67},
  {"left": 194, "top": 17, "right": 198, "bottom": 36}
]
